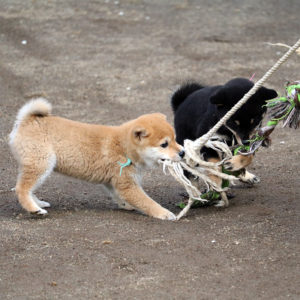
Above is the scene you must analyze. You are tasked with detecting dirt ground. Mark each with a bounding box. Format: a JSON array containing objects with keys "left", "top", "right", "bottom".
[{"left": 0, "top": 0, "right": 299, "bottom": 299}]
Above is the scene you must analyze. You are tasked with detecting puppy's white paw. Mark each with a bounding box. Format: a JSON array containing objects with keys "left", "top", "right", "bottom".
[
  {"left": 36, "top": 208, "right": 48, "bottom": 215},
  {"left": 31, "top": 208, "right": 48, "bottom": 215},
  {"left": 157, "top": 209, "right": 176, "bottom": 221},
  {"left": 250, "top": 176, "right": 260, "bottom": 184},
  {"left": 33, "top": 195, "right": 51, "bottom": 208},
  {"left": 239, "top": 171, "right": 260, "bottom": 185},
  {"left": 36, "top": 200, "right": 51, "bottom": 208},
  {"left": 214, "top": 192, "right": 229, "bottom": 208},
  {"left": 214, "top": 200, "right": 226, "bottom": 207}
]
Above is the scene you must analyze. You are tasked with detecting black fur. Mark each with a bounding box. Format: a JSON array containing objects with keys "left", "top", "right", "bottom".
[
  {"left": 171, "top": 82, "right": 204, "bottom": 112},
  {"left": 171, "top": 77, "right": 277, "bottom": 160}
]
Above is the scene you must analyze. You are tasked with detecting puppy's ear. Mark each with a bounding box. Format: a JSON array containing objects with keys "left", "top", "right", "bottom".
[
  {"left": 258, "top": 87, "right": 278, "bottom": 100},
  {"left": 132, "top": 127, "right": 149, "bottom": 142}
]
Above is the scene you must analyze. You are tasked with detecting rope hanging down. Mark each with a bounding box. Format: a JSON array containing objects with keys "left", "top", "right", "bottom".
[{"left": 161, "top": 38, "right": 300, "bottom": 220}]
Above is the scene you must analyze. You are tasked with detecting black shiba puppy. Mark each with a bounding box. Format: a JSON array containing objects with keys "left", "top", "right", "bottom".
[{"left": 171, "top": 78, "right": 277, "bottom": 204}]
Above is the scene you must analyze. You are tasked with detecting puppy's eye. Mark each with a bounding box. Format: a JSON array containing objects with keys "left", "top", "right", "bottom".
[
  {"left": 250, "top": 118, "right": 254, "bottom": 124},
  {"left": 160, "top": 141, "right": 168, "bottom": 148}
]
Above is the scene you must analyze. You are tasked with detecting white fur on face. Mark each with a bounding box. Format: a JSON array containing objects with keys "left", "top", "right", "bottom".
[{"left": 139, "top": 147, "right": 181, "bottom": 168}]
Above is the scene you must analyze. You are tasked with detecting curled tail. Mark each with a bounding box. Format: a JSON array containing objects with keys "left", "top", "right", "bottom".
[
  {"left": 171, "top": 82, "right": 204, "bottom": 112},
  {"left": 9, "top": 98, "right": 52, "bottom": 145},
  {"left": 16, "top": 98, "right": 52, "bottom": 119}
]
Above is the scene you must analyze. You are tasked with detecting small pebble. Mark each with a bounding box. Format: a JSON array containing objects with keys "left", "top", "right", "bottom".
[{"left": 102, "top": 240, "right": 113, "bottom": 245}]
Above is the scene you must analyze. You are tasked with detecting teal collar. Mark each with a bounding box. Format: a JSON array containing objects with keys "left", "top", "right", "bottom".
[{"left": 118, "top": 157, "right": 132, "bottom": 176}]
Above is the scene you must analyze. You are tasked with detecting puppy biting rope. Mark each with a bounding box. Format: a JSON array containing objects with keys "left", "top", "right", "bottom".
[{"left": 161, "top": 38, "right": 300, "bottom": 220}]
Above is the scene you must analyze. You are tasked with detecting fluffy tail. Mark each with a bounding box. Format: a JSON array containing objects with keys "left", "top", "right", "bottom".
[
  {"left": 171, "top": 82, "right": 204, "bottom": 112},
  {"left": 17, "top": 98, "right": 52, "bottom": 119},
  {"left": 9, "top": 98, "right": 52, "bottom": 145}
]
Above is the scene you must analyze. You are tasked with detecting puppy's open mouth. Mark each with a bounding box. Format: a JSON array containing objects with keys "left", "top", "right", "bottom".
[
  {"left": 159, "top": 158, "right": 170, "bottom": 164},
  {"left": 158, "top": 159, "right": 166, "bottom": 163},
  {"left": 158, "top": 158, "right": 180, "bottom": 164}
]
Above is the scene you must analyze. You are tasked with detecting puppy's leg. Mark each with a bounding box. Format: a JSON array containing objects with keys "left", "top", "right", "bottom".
[
  {"left": 214, "top": 192, "right": 229, "bottom": 207},
  {"left": 224, "top": 155, "right": 260, "bottom": 185},
  {"left": 114, "top": 182, "right": 176, "bottom": 220},
  {"left": 224, "top": 154, "right": 253, "bottom": 171},
  {"left": 207, "top": 158, "right": 229, "bottom": 207},
  {"left": 104, "top": 184, "right": 135, "bottom": 211},
  {"left": 15, "top": 154, "right": 55, "bottom": 214}
]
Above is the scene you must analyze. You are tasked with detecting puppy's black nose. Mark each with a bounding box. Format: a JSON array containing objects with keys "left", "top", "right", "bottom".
[{"left": 179, "top": 150, "right": 185, "bottom": 158}]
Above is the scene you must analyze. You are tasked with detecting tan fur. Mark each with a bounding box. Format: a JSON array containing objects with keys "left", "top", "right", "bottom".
[
  {"left": 224, "top": 154, "right": 260, "bottom": 184},
  {"left": 224, "top": 154, "right": 253, "bottom": 171},
  {"left": 208, "top": 155, "right": 257, "bottom": 207},
  {"left": 9, "top": 99, "right": 184, "bottom": 220},
  {"left": 206, "top": 157, "right": 229, "bottom": 207}
]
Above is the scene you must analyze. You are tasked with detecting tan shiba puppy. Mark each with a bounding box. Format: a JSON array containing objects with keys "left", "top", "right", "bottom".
[{"left": 9, "top": 99, "right": 184, "bottom": 220}]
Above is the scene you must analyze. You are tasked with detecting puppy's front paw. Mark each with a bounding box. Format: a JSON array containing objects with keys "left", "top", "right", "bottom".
[
  {"left": 239, "top": 171, "right": 260, "bottom": 185},
  {"left": 36, "top": 200, "right": 51, "bottom": 208},
  {"left": 157, "top": 208, "right": 176, "bottom": 221},
  {"left": 223, "top": 157, "right": 241, "bottom": 171},
  {"left": 248, "top": 175, "right": 260, "bottom": 184},
  {"left": 224, "top": 155, "right": 253, "bottom": 172}
]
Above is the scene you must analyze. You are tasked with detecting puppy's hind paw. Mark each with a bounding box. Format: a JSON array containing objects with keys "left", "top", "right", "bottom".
[
  {"left": 36, "top": 200, "right": 51, "bottom": 208},
  {"left": 214, "top": 192, "right": 229, "bottom": 208},
  {"left": 214, "top": 200, "right": 226, "bottom": 207},
  {"left": 31, "top": 208, "right": 48, "bottom": 215}
]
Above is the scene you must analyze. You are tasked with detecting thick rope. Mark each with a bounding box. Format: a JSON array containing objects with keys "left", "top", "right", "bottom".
[{"left": 165, "top": 38, "right": 300, "bottom": 220}]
